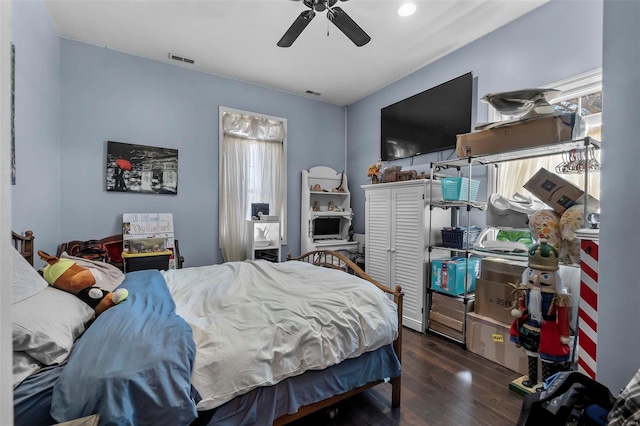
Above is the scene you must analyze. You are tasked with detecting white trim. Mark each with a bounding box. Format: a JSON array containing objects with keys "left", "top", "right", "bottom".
[
  {"left": 218, "top": 106, "right": 288, "bottom": 247},
  {"left": 488, "top": 68, "right": 603, "bottom": 122},
  {"left": 546, "top": 68, "right": 603, "bottom": 101},
  {"left": 0, "top": 1, "right": 13, "bottom": 422}
]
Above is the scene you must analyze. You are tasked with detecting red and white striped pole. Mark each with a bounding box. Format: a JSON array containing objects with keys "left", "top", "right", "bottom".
[{"left": 578, "top": 238, "right": 599, "bottom": 379}]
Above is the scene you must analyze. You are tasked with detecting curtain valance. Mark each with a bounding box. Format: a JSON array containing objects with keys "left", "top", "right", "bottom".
[{"left": 222, "top": 112, "right": 285, "bottom": 142}]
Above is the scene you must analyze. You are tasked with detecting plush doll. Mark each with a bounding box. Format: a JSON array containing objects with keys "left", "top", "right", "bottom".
[
  {"left": 528, "top": 209, "right": 562, "bottom": 250},
  {"left": 559, "top": 204, "right": 598, "bottom": 265},
  {"left": 38, "top": 250, "right": 128, "bottom": 317},
  {"left": 509, "top": 240, "right": 571, "bottom": 389}
]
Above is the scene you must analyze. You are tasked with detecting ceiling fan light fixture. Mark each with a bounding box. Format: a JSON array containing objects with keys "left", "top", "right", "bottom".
[
  {"left": 398, "top": 2, "right": 416, "bottom": 17},
  {"left": 278, "top": 0, "right": 371, "bottom": 47}
]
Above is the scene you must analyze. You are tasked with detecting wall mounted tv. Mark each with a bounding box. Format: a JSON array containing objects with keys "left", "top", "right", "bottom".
[{"left": 380, "top": 72, "right": 473, "bottom": 161}]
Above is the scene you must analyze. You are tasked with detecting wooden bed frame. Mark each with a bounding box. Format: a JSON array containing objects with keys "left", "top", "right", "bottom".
[
  {"left": 10, "top": 233, "right": 402, "bottom": 425},
  {"left": 279, "top": 250, "right": 404, "bottom": 425},
  {"left": 12, "top": 230, "right": 34, "bottom": 266},
  {"left": 57, "top": 234, "right": 184, "bottom": 271}
]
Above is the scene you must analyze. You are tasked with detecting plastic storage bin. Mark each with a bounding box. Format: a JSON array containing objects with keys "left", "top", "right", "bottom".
[
  {"left": 441, "top": 226, "right": 481, "bottom": 249},
  {"left": 441, "top": 177, "right": 480, "bottom": 201},
  {"left": 431, "top": 257, "right": 480, "bottom": 296}
]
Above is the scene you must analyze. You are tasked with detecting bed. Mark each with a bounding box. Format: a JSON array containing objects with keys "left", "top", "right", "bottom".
[{"left": 11, "top": 231, "right": 403, "bottom": 426}]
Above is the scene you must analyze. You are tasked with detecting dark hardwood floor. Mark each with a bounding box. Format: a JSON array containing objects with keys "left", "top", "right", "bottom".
[{"left": 290, "top": 329, "right": 525, "bottom": 425}]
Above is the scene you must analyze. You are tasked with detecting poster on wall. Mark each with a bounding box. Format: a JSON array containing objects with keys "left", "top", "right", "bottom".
[
  {"left": 122, "top": 213, "right": 176, "bottom": 269},
  {"left": 106, "top": 141, "right": 178, "bottom": 194}
]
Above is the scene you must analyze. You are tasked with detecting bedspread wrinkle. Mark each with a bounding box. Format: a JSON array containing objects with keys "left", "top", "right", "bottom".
[{"left": 162, "top": 260, "right": 398, "bottom": 411}]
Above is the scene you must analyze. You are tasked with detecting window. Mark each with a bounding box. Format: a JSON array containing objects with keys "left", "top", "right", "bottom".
[
  {"left": 218, "top": 107, "right": 287, "bottom": 262},
  {"left": 491, "top": 69, "right": 602, "bottom": 200}
]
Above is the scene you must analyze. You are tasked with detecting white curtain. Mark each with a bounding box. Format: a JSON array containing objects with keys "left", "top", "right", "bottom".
[
  {"left": 498, "top": 127, "right": 602, "bottom": 200},
  {"left": 219, "top": 113, "right": 285, "bottom": 262},
  {"left": 497, "top": 152, "right": 600, "bottom": 200}
]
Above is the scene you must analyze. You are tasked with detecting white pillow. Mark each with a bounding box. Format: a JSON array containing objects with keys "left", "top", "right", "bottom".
[
  {"left": 10, "top": 246, "right": 47, "bottom": 304},
  {"left": 13, "top": 351, "right": 41, "bottom": 389},
  {"left": 12, "top": 286, "right": 94, "bottom": 365}
]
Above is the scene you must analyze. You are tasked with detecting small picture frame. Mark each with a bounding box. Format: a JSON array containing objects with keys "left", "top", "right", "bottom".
[{"left": 251, "top": 203, "right": 270, "bottom": 220}]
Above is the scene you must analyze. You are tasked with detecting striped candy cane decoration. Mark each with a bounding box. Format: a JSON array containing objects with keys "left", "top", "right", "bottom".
[{"left": 578, "top": 239, "right": 599, "bottom": 379}]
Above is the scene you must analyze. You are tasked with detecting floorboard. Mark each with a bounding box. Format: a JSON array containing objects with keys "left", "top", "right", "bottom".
[{"left": 289, "top": 329, "right": 525, "bottom": 425}]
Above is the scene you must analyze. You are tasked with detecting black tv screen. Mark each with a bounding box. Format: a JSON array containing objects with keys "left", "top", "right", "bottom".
[{"left": 381, "top": 72, "right": 473, "bottom": 161}]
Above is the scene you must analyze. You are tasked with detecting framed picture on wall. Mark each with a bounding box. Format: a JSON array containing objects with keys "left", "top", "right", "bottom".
[{"left": 106, "top": 141, "right": 178, "bottom": 194}]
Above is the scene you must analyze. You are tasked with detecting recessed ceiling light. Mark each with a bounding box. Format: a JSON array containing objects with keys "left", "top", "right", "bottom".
[{"left": 398, "top": 2, "right": 416, "bottom": 17}]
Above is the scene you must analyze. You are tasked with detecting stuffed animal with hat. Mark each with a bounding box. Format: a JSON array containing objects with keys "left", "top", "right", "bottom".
[{"left": 38, "top": 250, "right": 128, "bottom": 317}]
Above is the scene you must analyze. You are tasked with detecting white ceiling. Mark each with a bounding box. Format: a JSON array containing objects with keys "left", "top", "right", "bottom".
[{"left": 43, "top": 0, "right": 547, "bottom": 106}]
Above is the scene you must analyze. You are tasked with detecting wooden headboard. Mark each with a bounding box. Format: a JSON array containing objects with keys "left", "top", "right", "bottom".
[
  {"left": 11, "top": 230, "right": 35, "bottom": 265},
  {"left": 57, "top": 235, "right": 184, "bottom": 271},
  {"left": 57, "top": 234, "right": 126, "bottom": 271}
]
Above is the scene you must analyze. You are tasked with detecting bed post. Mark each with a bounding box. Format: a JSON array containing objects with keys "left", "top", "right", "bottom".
[
  {"left": 286, "top": 249, "right": 404, "bottom": 410},
  {"left": 11, "top": 230, "right": 34, "bottom": 265},
  {"left": 391, "top": 284, "right": 403, "bottom": 408}
]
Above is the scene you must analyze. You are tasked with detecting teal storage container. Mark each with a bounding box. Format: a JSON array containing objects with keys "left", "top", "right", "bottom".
[{"left": 431, "top": 257, "right": 480, "bottom": 295}]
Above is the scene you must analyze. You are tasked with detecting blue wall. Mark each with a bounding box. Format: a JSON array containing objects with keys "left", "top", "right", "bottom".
[
  {"left": 11, "top": 0, "right": 61, "bottom": 259},
  {"left": 599, "top": 0, "right": 640, "bottom": 394},
  {"left": 56, "top": 40, "right": 346, "bottom": 266},
  {"left": 347, "top": 0, "right": 603, "bottom": 234}
]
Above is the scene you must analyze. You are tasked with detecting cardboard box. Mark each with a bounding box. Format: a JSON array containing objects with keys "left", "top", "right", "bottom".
[
  {"left": 480, "top": 257, "right": 527, "bottom": 282},
  {"left": 474, "top": 279, "right": 517, "bottom": 325},
  {"left": 475, "top": 258, "right": 526, "bottom": 327},
  {"left": 467, "top": 312, "right": 528, "bottom": 375},
  {"left": 523, "top": 167, "right": 584, "bottom": 214},
  {"left": 456, "top": 113, "right": 584, "bottom": 158},
  {"left": 431, "top": 257, "right": 480, "bottom": 296},
  {"left": 430, "top": 292, "right": 474, "bottom": 332},
  {"left": 429, "top": 319, "right": 463, "bottom": 341}
]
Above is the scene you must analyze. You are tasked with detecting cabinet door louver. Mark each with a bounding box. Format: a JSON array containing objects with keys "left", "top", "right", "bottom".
[
  {"left": 365, "top": 190, "right": 390, "bottom": 287},
  {"left": 392, "top": 187, "right": 425, "bottom": 331}
]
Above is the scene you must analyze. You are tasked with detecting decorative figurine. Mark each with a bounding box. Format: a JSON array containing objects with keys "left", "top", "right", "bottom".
[
  {"left": 312, "top": 184, "right": 322, "bottom": 192},
  {"left": 312, "top": 201, "right": 320, "bottom": 212},
  {"left": 328, "top": 201, "right": 335, "bottom": 211},
  {"left": 510, "top": 239, "right": 572, "bottom": 388}
]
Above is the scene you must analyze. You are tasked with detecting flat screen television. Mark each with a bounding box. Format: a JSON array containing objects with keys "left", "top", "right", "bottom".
[{"left": 380, "top": 72, "right": 473, "bottom": 161}]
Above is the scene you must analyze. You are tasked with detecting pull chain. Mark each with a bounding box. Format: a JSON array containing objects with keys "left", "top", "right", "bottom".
[{"left": 327, "top": 11, "right": 330, "bottom": 37}]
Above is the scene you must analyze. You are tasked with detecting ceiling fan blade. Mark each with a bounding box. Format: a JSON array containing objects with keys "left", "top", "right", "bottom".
[
  {"left": 328, "top": 6, "right": 370, "bottom": 47},
  {"left": 277, "top": 10, "right": 316, "bottom": 47}
]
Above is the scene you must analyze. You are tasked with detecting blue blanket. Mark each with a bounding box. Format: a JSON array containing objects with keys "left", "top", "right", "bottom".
[{"left": 50, "top": 270, "right": 198, "bottom": 426}]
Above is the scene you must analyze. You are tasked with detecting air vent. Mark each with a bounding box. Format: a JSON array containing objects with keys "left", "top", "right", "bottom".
[
  {"left": 169, "top": 53, "right": 195, "bottom": 65},
  {"left": 305, "top": 90, "right": 321, "bottom": 96}
]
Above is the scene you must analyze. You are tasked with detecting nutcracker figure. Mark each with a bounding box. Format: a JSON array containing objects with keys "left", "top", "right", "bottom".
[{"left": 510, "top": 240, "right": 571, "bottom": 388}]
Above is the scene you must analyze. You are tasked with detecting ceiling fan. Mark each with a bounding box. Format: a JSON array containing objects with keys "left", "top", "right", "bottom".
[{"left": 277, "top": 0, "right": 371, "bottom": 48}]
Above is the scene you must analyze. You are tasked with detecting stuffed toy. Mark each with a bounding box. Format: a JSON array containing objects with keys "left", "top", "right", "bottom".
[
  {"left": 528, "top": 209, "right": 562, "bottom": 250},
  {"left": 38, "top": 250, "right": 128, "bottom": 317}
]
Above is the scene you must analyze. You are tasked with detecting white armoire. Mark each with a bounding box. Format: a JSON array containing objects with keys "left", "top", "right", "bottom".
[{"left": 363, "top": 179, "right": 450, "bottom": 332}]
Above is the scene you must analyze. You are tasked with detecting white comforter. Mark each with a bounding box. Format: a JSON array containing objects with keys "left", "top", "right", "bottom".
[{"left": 162, "top": 260, "right": 398, "bottom": 411}]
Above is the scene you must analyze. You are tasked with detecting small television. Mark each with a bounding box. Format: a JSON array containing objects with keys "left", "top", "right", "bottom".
[
  {"left": 313, "top": 217, "right": 342, "bottom": 240},
  {"left": 380, "top": 72, "right": 473, "bottom": 161}
]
